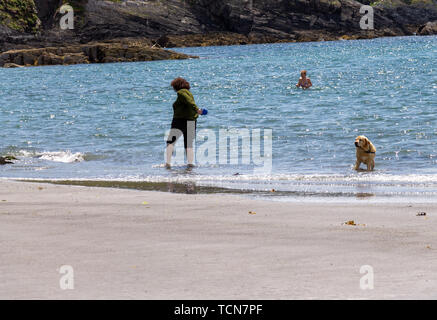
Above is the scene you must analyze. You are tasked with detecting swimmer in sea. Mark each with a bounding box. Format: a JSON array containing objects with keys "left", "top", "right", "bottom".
[{"left": 296, "top": 70, "right": 312, "bottom": 89}]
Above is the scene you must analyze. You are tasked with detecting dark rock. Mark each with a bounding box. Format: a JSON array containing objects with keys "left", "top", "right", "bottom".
[
  {"left": 63, "top": 53, "right": 88, "bottom": 65},
  {"left": 0, "top": 52, "right": 10, "bottom": 64},
  {"left": 36, "top": 52, "right": 63, "bottom": 65},
  {"left": 34, "top": 0, "right": 63, "bottom": 29},
  {"left": 13, "top": 54, "right": 24, "bottom": 65},
  {"left": 0, "top": 156, "right": 14, "bottom": 164},
  {"left": 155, "top": 35, "right": 171, "bottom": 48},
  {"left": 22, "top": 52, "right": 38, "bottom": 65},
  {"left": 417, "top": 21, "right": 437, "bottom": 35},
  {"left": 0, "top": 24, "right": 18, "bottom": 39}
]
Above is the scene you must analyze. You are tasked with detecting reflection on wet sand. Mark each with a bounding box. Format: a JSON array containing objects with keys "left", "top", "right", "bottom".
[
  {"left": 20, "top": 179, "right": 241, "bottom": 195},
  {"left": 167, "top": 182, "right": 196, "bottom": 194},
  {"left": 19, "top": 179, "right": 381, "bottom": 199}
]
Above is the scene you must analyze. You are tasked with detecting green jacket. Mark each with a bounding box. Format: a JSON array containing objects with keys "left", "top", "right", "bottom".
[{"left": 172, "top": 89, "right": 199, "bottom": 120}]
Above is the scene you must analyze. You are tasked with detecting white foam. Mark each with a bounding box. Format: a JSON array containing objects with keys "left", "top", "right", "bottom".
[
  {"left": 31, "top": 171, "right": 437, "bottom": 188},
  {"left": 39, "top": 151, "right": 84, "bottom": 163},
  {"left": 3, "top": 149, "right": 85, "bottom": 163},
  {"left": 117, "top": 172, "right": 437, "bottom": 186}
]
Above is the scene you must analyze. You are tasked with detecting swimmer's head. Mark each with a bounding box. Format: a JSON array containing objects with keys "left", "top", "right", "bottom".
[{"left": 300, "top": 70, "right": 307, "bottom": 77}]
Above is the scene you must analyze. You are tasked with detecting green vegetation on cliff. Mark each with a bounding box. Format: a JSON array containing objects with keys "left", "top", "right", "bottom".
[{"left": 0, "top": 0, "right": 40, "bottom": 33}]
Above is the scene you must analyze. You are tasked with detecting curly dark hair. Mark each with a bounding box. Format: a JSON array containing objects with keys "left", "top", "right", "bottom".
[{"left": 171, "top": 77, "right": 190, "bottom": 91}]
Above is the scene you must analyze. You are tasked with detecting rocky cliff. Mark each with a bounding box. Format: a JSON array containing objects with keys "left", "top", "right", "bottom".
[
  {"left": 1, "top": 0, "right": 436, "bottom": 66},
  {"left": 40, "top": 0, "right": 437, "bottom": 40}
]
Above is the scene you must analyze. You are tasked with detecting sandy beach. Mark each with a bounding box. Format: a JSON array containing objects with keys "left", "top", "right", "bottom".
[{"left": 0, "top": 179, "right": 436, "bottom": 300}]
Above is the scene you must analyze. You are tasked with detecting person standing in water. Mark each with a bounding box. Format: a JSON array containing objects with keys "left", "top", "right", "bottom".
[
  {"left": 296, "top": 70, "right": 312, "bottom": 89},
  {"left": 166, "top": 77, "right": 204, "bottom": 168}
]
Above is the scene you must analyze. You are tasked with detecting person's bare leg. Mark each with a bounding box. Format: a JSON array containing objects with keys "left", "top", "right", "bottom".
[
  {"left": 186, "top": 120, "right": 196, "bottom": 168},
  {"left": 165, "top": 143, "right": 174, "bottom": 168},
  {"left": 166, "top": 128, "right": 183, "bottom": 169},
  {"left": 186, "top": 148, "right": 194, "bottom": 167}
]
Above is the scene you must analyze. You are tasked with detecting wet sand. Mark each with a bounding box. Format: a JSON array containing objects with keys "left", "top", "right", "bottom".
[{"left": 0, "top": 180, "right": 436, "bottom": 299}]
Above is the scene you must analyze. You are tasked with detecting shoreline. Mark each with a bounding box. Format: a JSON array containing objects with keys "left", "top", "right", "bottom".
[
  {"left": 1, "top": 179, "right": 436, "bottom": 299},
  {"left": 6, "top": 177, "right": 437, "bottom": 204},
  {"left": 2, "top": 33, "right": 435, "bottom": 68}
]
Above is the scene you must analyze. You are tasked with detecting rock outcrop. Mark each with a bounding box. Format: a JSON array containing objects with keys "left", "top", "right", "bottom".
[
  {"left": 417, "top": 20, "right": 437, "bottom": 35},
  {"left": 0, "top": 156, "right": 16, "bottom": 165},
  {"left": 0, "top": 38, "right": 197, "bottom": 67},
  {"left": 3, "top": 62, "right": 24, "bottom": 68}
]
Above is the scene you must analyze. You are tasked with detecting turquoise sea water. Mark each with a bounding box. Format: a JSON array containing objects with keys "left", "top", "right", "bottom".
[{"left": 0, "top": 36, "right": 436, "bottom": 201}]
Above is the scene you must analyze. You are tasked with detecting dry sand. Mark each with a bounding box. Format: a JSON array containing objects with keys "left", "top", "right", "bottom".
[{"left": 0, "top": 180, "right": 436, "bottom": 299}]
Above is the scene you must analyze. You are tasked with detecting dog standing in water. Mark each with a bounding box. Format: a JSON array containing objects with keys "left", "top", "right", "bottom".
[{"left": 354, "top": 135, "right": 376, "bottom": 171}]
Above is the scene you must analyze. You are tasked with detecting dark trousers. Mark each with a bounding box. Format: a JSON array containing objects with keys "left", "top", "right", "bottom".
[{"left": 166, "top": 119, "right": 197, "bottom": 149}]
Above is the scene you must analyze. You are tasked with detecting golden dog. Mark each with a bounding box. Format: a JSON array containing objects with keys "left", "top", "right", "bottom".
[{"left": 354, "top": 135, "right": 376, "bottom": 171}]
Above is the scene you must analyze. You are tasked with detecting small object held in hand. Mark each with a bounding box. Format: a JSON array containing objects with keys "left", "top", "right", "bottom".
[
  {"left": 249, "top": 211, "right": 256, "bottom": 215},
  {"left": 416, "top": 212, "right": 427, "bottom": 216},
  {"left": 201, "top": 109, "right": 208, "bottom": 115}
]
